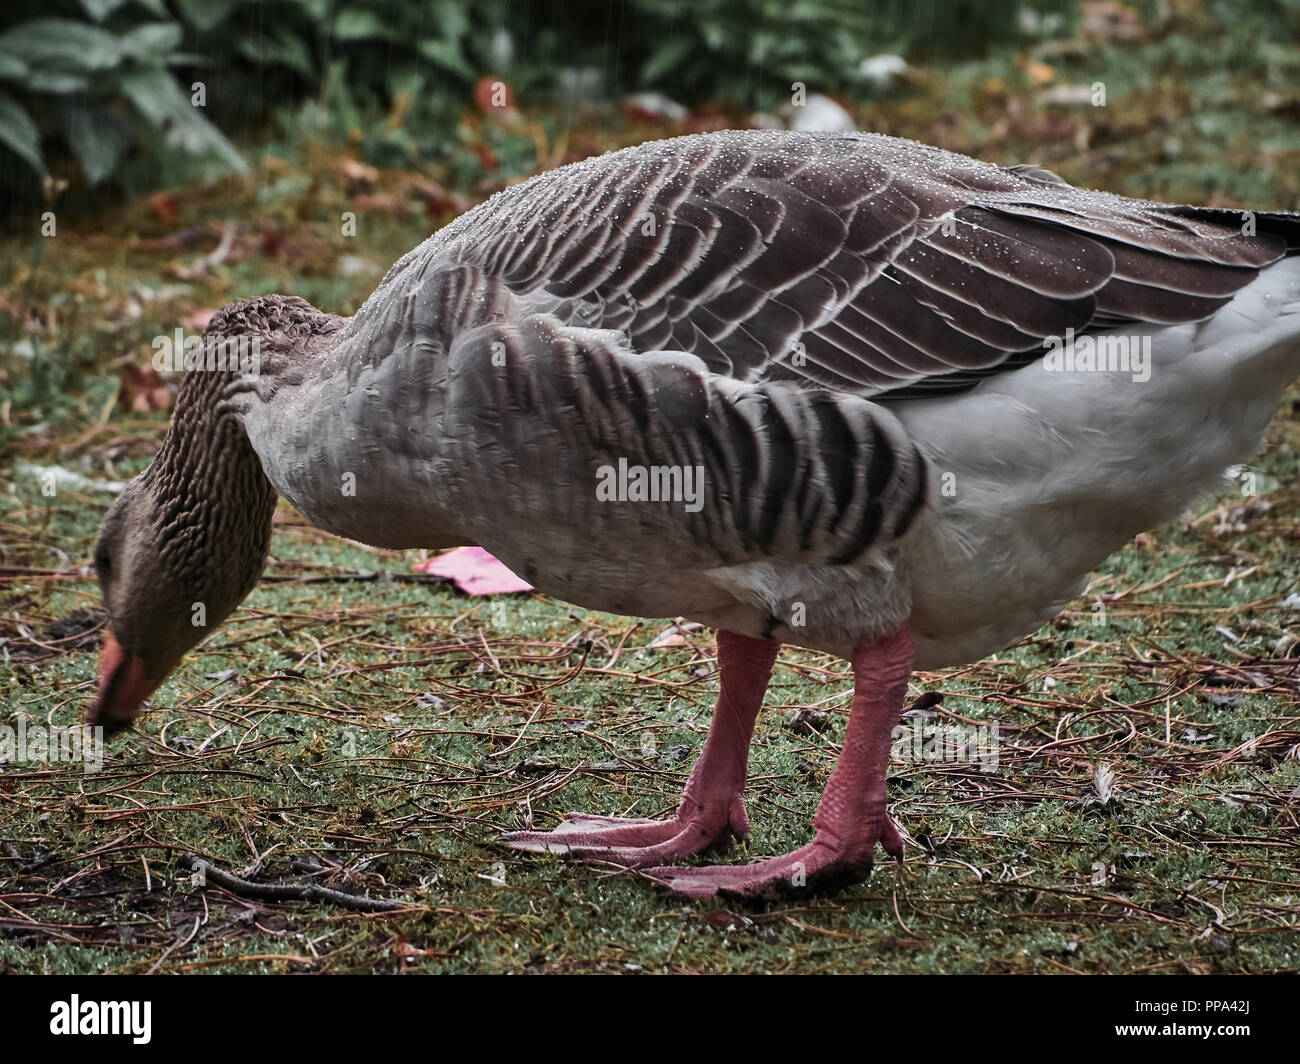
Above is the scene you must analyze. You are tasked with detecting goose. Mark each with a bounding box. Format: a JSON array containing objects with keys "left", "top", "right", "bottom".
[{"left": 89, "top": 129, "right": 1300, "bottom": 899}]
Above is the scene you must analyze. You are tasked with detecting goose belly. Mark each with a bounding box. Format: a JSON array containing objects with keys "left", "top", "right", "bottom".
[{"left": 894, "top": 258, "right": 1300, "bottom": 670}]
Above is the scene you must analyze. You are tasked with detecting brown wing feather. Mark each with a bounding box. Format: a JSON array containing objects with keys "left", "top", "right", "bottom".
[{"left": 416, "top": 129, "right": 1294, "bottom": 398}]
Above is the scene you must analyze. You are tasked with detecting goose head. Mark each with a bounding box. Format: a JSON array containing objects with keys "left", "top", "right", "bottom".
[
  {"left": 88, "top": 468, "right": 266, "bottom": 737},
  {"left": 87, "top": 295, "right": 341, "bottom": 735}
]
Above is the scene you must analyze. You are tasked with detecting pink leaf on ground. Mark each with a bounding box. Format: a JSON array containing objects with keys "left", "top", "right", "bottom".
[{"left": 413, "top": 547, "right": 533, "bottom": 595}]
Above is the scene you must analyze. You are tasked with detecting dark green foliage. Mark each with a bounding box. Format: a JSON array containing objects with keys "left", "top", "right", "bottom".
[
  {"left": 0, "top": 0, "right": 1080, "bottom": 198},
  {"left": 0, "top": 0, "right": 245, "bottom": 200},
  {"left": 624, "top": 0, "right": 1058, "bottom": 108}
]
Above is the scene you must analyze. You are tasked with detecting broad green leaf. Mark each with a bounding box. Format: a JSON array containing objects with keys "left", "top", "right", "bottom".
[
  {"left": 700, "top": 21, "right": 727, "bottom": 50},
  {"left": 641, "top": 36, "right": 694, "bottom": 85},
  {"left": 81, "top": 0, "right": 133, "bottom": 20},
  {"left": 236, "top": 30, "right": 315, "bottom": 77},
  {"left": 333, "top": 9, "right": 395, "bottom": 41},
  {"left": 418, "top": 38, "right": 473, "bottom": 80},
  {"left": 26, "top": 71, "right": 92, "bottom": 94},
  {"left": 319, "top": 57, "right": 361, "bottom": 131},
  {"left": 387, "top": 65, "right": 425, "bottom": 97},
  {"left": 275, "top": 30, "right": 318, "bottom": 77},
  {"left": 59, "top": 101, "right": 132, "bottom": 184},
  {"left": 297, "top": 0, "right": 335, "bottom": 20},
  {"left": 119, "top": 66, "right": 247, "bottom": 173},
  {"left": 0, "top": 51, "right": 31, "bottom": 81},
  {"left": 171, "top": 0, "right": 241, "bottom": 32},
  {"left": 119, "top": 22, "right": 184, "bottom": 59},
  {"left": 429, "top": 0, "right": 471, "bottom": 38},
  {"left": 0, "top": 18, "right": 122, "bottom": 73},
  {"left": 0, "top": 89, "right": 45, "bottom": 174}
]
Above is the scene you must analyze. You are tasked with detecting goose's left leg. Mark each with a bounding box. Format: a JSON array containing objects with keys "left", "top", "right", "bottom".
[
  {"left": 649, "top": 625, "right": 911, "bottom": 900},
  {"left": 501, "top": 631, "right": 779, "bottom": 865}
]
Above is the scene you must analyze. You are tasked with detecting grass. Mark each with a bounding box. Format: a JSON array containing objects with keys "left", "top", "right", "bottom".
[{"left": 1, "top": 5, "right": 1299, "bottom": 974}]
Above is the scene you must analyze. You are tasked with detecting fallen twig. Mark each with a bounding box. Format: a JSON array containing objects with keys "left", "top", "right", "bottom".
[{"left": 182, "top": 853, "right": 411, "bottom": 912}]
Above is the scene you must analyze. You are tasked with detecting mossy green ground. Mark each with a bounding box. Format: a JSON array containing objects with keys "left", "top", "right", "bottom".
[
  {"left": 1, "top": 7, "right": 1299, "bottom": 973},
  {"left": 3, "top": 464, "right": 1298, "bottom": 974}
]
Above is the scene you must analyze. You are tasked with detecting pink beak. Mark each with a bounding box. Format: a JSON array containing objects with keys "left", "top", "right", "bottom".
[{"left": 88, "top": 629, "right": 159, "bottom": 737}]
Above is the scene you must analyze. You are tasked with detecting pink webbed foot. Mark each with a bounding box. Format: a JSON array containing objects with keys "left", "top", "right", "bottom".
[
  {"left": 648, "top": 806, "right": 904, "bottom": 900},
  {"left": 501, "top": 795, "right": 751, "bottom": 867}
]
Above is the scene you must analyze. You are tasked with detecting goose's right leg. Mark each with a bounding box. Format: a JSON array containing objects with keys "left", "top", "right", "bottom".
[{"left": 502, "top": 630, "right": 778, "bottom": 865}]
